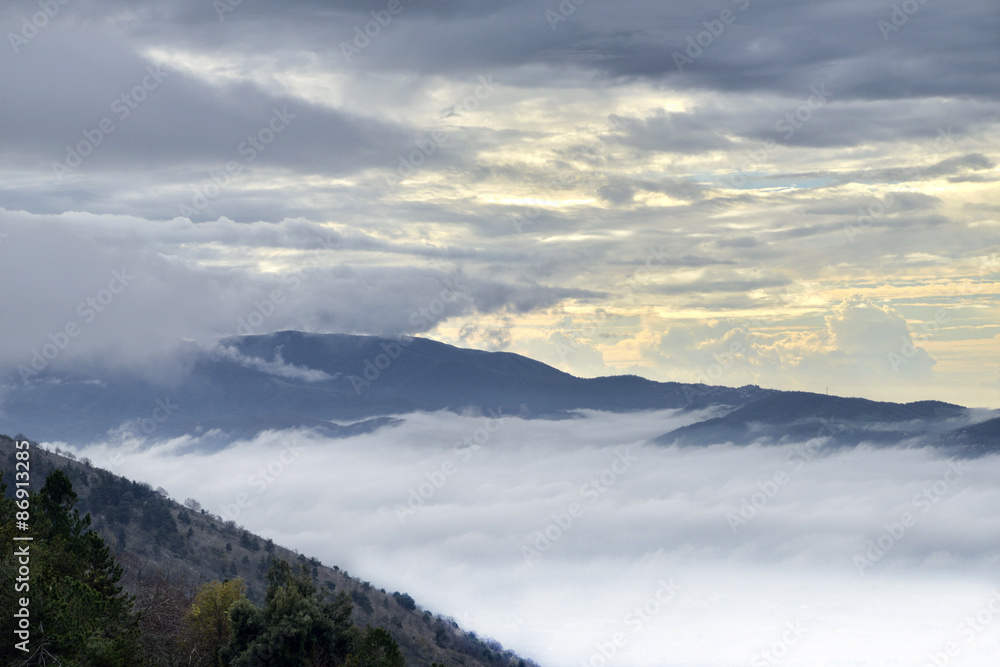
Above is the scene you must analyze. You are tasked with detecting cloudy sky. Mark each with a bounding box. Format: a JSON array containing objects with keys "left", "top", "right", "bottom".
[
  {"left": 2, "top": 0, "right": 999, "bottom": 406},
  {"left": 68, "top": 411, "right": 1000, "bottom": 666}
]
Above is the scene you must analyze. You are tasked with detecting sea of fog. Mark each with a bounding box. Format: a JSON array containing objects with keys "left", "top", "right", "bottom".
[{"left": 64, "top": 409, "right": 1000, "bottom": 667}]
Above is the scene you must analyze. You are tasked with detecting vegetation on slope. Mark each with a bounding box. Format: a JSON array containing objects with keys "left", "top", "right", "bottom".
[{"left": 0, "top": 434, "right": 538, "bottom": 667}]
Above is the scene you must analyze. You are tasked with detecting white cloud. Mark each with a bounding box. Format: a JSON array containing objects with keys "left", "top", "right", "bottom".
[
  {"left": 210, "top": 344, "right": 333, "bottom": 383},
  {"left": 67, "top": 409, "right": 1000, "bottom": 667}
]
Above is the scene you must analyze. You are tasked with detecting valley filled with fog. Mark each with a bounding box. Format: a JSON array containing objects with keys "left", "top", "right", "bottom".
[{"left": 62, "top": 409, "right": 1000, "bottom": 666}]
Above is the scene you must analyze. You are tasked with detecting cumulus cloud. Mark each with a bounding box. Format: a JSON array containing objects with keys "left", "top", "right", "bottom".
[
  {"left": 614, "top": 294, "right": 937, "bottom": 401},
  {"left": 825, "top": 294, "right": 936, "bottom": 375}
]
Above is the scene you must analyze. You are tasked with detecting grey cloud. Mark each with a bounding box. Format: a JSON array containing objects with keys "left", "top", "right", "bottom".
[
  {"left": 597, "top": 176, "right": 709, "bottom": 204},
  {"left": 611, "top": 110, "right": 736, "bottom": 154},
  {"left": 613, "top": 101, "right": 1000, "bottom": 156},
  {"left": 649, "top": 274, "right": 792, "bottom": 296},
  {"left": 0, "top": 210, "right": 597, "bottom": 372},
  {"left": 1, "top": 0, "right": 997, "bottom": 409},
  {"left": 15, "top": 0, "right": 997, "bottom": 103}
]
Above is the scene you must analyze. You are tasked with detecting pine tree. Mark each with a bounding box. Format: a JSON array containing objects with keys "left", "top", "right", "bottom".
[
  {"left": 0, "top": 470, "right": 142, "bottom": 665},
  {"left": 222, "top": 558, "right": 402, "bottom": 667}
]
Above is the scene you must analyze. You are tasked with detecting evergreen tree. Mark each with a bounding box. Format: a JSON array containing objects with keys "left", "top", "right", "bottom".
[
  {"left": 224, "top": 558, "right": 346, "bottom": 665},
  {"left": 222, "top": 558, "right": 404, "bottom": 667},
  {"left": 345, "top": 627, "right": 405, "bottom": 667},
  {"left": 0, "top": 470, "right": 141, "bottom": 665}
]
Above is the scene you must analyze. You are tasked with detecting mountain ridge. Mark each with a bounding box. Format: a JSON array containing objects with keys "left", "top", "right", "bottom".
[
  {"left": 1, "top": 331, "right": 771, "bottom": 445},
  {"left": 651, "top": 390, "right": 990, "bottom": 452},
  {"left": 2, "top": 330, "right": 996, "bottom": 452}
]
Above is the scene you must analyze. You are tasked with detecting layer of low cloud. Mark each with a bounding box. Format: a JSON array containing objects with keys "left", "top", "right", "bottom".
[
  {"left": 210, "top": 344, "right": 334, "bottom": 383},
  {"left": 66, "top": 409, "right": 1000, "bottom": 667}
]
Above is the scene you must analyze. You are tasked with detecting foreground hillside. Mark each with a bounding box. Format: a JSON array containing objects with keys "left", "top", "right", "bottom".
[{"left": 0, "top": 434, "right": 538, "bottom": 667}]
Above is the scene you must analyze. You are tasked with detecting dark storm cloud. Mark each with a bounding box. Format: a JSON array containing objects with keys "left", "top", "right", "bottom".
[
  {"left": 275, "top": 0, "right": 1000, "bottom": 104},
  {"left": 5, "top": 0, "right": 995, "bottom": 223},
  {"left": 583, "top": 0, "right": 999, "bottom": 101}
]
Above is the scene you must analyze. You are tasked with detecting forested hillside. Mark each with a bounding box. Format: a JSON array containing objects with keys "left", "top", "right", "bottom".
[{"left": 0, "top": 434, "right": 538, "bottom": 667}]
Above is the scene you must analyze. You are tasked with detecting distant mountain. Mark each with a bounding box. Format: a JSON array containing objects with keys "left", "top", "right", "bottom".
[
  {"left": 3, "top": 331, "right": 995, "bottom": 452},
  {"left": 937, "top": 416, "right": 1000, "bottom": 455},
  {"left": 0, "top": 331, "right": 770, "bottom": 445},
  {"left": 651, "top": 390, "right": 1000, "bottom": 453}
]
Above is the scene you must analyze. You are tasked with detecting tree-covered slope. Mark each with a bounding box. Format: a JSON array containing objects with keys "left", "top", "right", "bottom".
[{"left": 0, "top": 434, "right": 538, "bottom": 667}]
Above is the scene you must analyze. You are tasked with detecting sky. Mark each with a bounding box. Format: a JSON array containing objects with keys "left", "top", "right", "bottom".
[
  {"left": 1, "top": 0, "right": 999, "bottom": 406},
  {"left": 66, "top": 410, "right": 1000, "bottom": 666}
]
